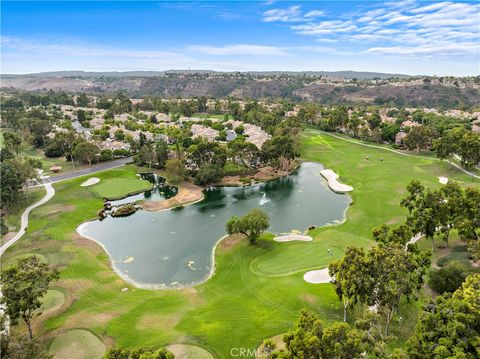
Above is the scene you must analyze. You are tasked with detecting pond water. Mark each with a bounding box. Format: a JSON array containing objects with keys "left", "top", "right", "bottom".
[{"left": 77, "top": 162, "right": 351, "bottom": 289}]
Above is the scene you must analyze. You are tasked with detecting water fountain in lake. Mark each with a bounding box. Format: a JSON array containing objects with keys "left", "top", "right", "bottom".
[
  {"left": 259, "top": 192, "right": 271, "bottom": 205},
  {"left": 77, "top": 163, "right": 351, "bottom": 288}
]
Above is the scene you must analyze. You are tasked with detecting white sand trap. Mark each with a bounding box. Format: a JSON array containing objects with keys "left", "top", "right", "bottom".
[
  {"left": 80, "top": 177, "right": 100, "bottom": 187},
  {"left": 303, "top": 268, "right": 332, "bottom": 284},
  {"left": 320, "top": 169, "right": 353, "bottom": 193},
  {"left": 438, "top": 176, "right": 449, "bottom": 184},
  {"left": 274, "top": 234, "right": 313, "bottom": 242}
]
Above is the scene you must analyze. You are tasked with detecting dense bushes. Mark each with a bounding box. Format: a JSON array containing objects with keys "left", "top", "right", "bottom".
[
  {"left": 103, "top": 347, "right": 174, "bottom": 359},
  {"left": 44, "top": 145, "right": 65, "bottom": 157},
  {"left": 99, "top": 150, "right": 113, "bottom": 162},
  {"left": 428, "top": 261, "right": 468, "bottom": 294},
  {"left": 113, "top": 148, "right": 129, "bottom": 157}
]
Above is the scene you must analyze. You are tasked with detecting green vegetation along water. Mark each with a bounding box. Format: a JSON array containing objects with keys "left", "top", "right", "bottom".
[{"left": 77, "top": 162, "right": 350, "bottom": 288}]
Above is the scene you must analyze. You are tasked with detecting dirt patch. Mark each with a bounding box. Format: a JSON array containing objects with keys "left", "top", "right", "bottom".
[
  {"left": 218, "top": 234, "right": 244, "bottom": 250},
  {"left": 254, "top": 166, "right": 289, "bottom": 181},
  {"left": 300, "top": 294, "right": 318, "bottom": 305},
  {"left": 143, "top": 182, "right": 204, "bottom": 211},
  {"left": 73, "top": 233, "right": 104, "bottom": 256},
  {"left": 57, "top": 278, "right": 95, "bottom": 294},
  {"left": 218, "top": 164, "right": 297, "bottom": 186},
  {"left": 218, "top": 175, "right": 245, "bottom": 187},
  {"left": 43, "top": 204, "right": 76, "bottom": 214}
]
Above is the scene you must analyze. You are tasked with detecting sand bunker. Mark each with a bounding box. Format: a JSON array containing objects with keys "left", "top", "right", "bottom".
[
  {"left": 303, "top": 268, "right": 332, "bottom": 284},
  {"left": 274, "top": 234, "right": 313, "bottom": 242},
  {"left": 438, "top": 177, "right": 449, "bottom": 184},
  {"left": 320, "top": 170, "right": 353, "bottom": 193},
  {"left": 81, "top": 177, "right": 100, "bottom": 187}
]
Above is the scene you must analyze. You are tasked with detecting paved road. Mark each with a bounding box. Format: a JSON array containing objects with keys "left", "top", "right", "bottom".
[
  {"left": 33, "top": 157, "right": 133, "bottom": 186},
  {"left": 0, "top": 183, "right": 55, "bottom": 257}
]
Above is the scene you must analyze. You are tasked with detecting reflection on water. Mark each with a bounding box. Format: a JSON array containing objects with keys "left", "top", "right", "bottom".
[{"left": 78, "top": 162, "right": 351, "bottom": 289}]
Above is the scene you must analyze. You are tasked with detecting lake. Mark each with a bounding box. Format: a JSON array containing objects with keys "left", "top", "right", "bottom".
[{"left": 77, "top": 162, "right": 351, "bottom": 289}]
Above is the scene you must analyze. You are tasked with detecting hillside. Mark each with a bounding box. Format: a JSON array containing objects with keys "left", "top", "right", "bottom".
[{"left": 1, "top": 72, "right": 479, "bottom": 108}]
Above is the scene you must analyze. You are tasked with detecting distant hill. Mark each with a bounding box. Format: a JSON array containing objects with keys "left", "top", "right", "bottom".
[
  {"left": 2, "top": 70, "right": 411, "bottom": 80},
  {"left": 1, "top": 71, "right": 478, "bottom": 108}
]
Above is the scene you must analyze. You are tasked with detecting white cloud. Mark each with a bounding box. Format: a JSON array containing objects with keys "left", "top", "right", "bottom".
[
  {"left": 276, "top": 1, "right": 479, "bottom": 59},
  {"left": 304, "top": 10, "right": 325, "bottom": 18},
  {"left": 315, "top": 38, "right": 338, "bottom": 43},
  {"left": 0, "top": 36, "right": 190, "bottom": 61},
  {"left": 365, "top": 42, "right": 478, "bottom": 56},
  {"left": 410, "top": 2, "right": 450, "bottom": 14},
  {"left": 189, "top": 44, "right": 287, "bottom": 56},
  {"left": 292, "top": 20, "right": 357, "bottom": 35},
  {"left": 263, "top": 5, "right": 326, "bottom": 22},
  {"left": 263, "top": 5, "right": 303, "bottom": 22}
]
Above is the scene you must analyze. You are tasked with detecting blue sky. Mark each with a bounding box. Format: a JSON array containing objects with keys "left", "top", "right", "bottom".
[{"left": 1, "top": 1, "right": 479, "bottom": 75}]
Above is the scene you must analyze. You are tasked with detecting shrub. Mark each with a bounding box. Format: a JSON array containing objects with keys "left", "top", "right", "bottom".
[
  {"left": 428, "top": 261, "right": 468, "bottom": 294},
  {"left": 99, "top": 150, "right": 113, "bottom": 162},
  {"left": 113, "top": 148, "right": 129, "bottom": 157},
  {"left": 234, "top": 125, "right": 245, "bottom": 135},
  {"left": 44, "top": 145, "right": 64, "bottom": 158},
  {"left": 111, "top": 204, "right": 136, "bottom": 217}
]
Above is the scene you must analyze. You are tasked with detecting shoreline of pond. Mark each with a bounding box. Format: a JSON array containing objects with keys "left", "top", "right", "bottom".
[{"left": 76, "top": 162, "right": 353, "bottom": 290}]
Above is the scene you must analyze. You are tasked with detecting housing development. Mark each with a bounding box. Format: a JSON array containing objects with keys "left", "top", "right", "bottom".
[{"left": 0, "top": 1, "right": 479, "bottom": 359}]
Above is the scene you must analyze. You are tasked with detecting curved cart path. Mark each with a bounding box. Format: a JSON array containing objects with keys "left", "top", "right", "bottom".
[
  {"left": 4, "top": 157, "right": 133, "bottom": 256},
  {"left": 0, "top": 184, "right": 55, "bottom": 257}
]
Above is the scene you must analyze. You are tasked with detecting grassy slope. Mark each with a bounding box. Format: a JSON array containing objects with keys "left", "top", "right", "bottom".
[
  {"left": 3, "top": 130, "right": 479, "bottom": 358},
  {"left": 21, "top": 147, "right": 78, "bottom": 174},
  {"left": 1, "top": 187, "right": 45, "bottom": 242}
]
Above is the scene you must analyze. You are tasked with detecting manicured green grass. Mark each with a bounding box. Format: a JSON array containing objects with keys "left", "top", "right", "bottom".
[
  {"left": 42, "top": 290, "right": 65, "bottom": 310},
  {"left": 93, "top": 176, "right": 153, "bottom": 200},
  {"left": 39, "top": 289, "right": 65, "bottom": 313},
  {"left": 49, "top": 329, "right": 106, "bottom": 359},
  {"left": 3, "top": 130, "right": 479, "bottom": 358}
]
